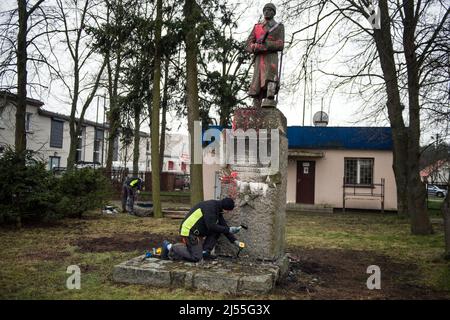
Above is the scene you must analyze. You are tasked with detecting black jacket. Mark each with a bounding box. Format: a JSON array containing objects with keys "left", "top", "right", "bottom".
[{"left": 180, "top": 200, "right": 236, "bottom": 243}]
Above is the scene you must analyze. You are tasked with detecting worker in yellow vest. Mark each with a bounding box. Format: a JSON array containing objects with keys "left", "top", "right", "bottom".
[
  {"left": 121, "top": 176, "right": 143, "bottom": 214},
  {"left": 160, "top": 198, "right": 243, "bottom": 262}
]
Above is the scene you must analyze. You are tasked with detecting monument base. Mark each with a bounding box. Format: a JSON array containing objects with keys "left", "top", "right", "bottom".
[{"left": 113, "top": 254, "right": 289, "bottom": 295}]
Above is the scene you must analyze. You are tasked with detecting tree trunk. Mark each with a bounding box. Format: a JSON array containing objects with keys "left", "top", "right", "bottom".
[
  {"left": 159, "top": 57, "right": 169, "bottom": 173},
  {"left": 151, "top": 0, "right": 163, "bottom": 218},
  {"left": 402, "top": 0, "right": 432, "bottom": 234},
  {"left": 184, "top": 0, "right": 204, "bottom": 206},
  {"left": 133, "top": 104, "right": 140, "bottom": 175},
  {"left": 443, "top": 188, "right": 450, "bottom": 259},
  {"left": 373, "top": 0, "right": 409, "bottom": 218},
  {"left": 15, "top": 0, "right": 27, "bottom": 155},
  {"left": 105, "top": 53, "right": 122, "bottom": 173}
]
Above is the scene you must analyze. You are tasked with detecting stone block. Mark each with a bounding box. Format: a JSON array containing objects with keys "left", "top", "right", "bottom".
[
  {"left": 193, "top": 270, "right": 239, "bottom": 294},
  {"left": 217, "top": 107, "right": 288, "bottom": 261},
  {"left": 238, "top": 273, "right": 274, "bottom": 294}
]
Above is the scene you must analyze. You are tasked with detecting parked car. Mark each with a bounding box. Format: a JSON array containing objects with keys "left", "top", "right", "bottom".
[{"left": 427, "top": 185, "right": 448, "bottom": 198}]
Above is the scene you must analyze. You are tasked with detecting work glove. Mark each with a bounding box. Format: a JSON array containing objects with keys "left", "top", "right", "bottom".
[
  {"left": 229, "top": 226, "right": 242, "bottom": 234},
  {"left": 233, "top": 240, "right": 245, "bottom": 248}
]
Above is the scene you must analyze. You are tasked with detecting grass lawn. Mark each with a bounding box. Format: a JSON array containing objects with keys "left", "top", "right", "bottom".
[{"left": 0, "top": 208, "right": 449, "bottom": 299}]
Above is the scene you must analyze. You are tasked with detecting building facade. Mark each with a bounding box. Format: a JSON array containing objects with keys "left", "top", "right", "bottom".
[
  {"left": 203, "top": 126, "right": 397, "bottom": 211},
  {"left": 0, "top": 92, "right": 189, "bottom": 174}
]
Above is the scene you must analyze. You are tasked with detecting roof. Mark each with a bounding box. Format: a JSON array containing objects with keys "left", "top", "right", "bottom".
[
  {"left": 287, "top": 126, "right": 393, "bottom": 150},
  {"left": 0, "top": 91, "right": 44, "bottom": 107},
  {"left": 420, "top": 159, "right": 449, "bottom": 177},
  {"left": 203, "top": 125, "right": 393, "bottom": 151}
]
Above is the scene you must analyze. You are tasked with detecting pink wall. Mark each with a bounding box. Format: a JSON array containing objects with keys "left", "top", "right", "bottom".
[{"left": 287, "top": 149, "right": 397, "bottom": 210}]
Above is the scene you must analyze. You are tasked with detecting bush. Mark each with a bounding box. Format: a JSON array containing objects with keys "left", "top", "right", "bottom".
[
  {"left": 0, "top": 148, "right": 60, "bottom": 226},
  {"left": 55, "top": 168, "right": 112, "bottom": 218}
]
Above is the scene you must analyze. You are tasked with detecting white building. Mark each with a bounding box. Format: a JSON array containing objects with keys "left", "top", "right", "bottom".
[{"left": 0, "top": 92, "right": 189, "bottom": 173}]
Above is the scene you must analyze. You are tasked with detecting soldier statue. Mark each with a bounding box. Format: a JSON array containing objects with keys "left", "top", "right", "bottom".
[{"left": 246, "top": 3, "right": 285, "bottom": 108}]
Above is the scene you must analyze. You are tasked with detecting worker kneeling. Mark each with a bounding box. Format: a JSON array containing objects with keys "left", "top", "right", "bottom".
[{"left": 160, "top": 198, "right": 243, "bottom": 262}]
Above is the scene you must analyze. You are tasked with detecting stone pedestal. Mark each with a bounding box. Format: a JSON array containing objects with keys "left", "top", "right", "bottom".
[
  {"left": 113, "top": 255, "right": 289, "bottom": 294},
  {"left": 216, "top": 108, "right": 288, "bottom": 262}
]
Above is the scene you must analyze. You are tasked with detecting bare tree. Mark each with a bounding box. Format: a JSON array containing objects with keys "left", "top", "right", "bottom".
[
  {"left": 53, "top": 0, "right": 106, "bottom": 170},
  {"left": 0, "top": 1, "right": 57, "bottom": 154},
  {"left": 283, "top": 0, "right": 449, "bottom": 234}
]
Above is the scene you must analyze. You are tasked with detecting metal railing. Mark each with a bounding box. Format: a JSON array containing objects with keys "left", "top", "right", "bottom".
[{"left": 342, "top": 177, "right": 385, "bottom": 212}]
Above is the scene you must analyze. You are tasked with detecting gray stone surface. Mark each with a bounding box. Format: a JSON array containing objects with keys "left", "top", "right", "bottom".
[
  {"left": 133, "top": 202, "right": 153, "bottom": 217},
  {"left": 217, "top": 108, "right": 288, "bottom": 261},
  {"left": 113, "top": 255, "right": 289, "bottom": 294}
]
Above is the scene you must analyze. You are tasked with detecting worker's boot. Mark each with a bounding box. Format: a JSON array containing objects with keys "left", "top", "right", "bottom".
[
  {"left": 202, "top": 250, "right": 217, "bottom": 260},
  {"left": 161, "top": 240, "right": 171, "bottom": 260}
]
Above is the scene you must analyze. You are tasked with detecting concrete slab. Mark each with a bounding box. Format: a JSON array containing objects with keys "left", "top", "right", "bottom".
[{"left": 113, "top": 255, "right": 289, "bottom": 295}]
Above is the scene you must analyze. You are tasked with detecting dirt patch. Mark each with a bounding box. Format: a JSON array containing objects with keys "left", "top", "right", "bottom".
[
  {"left": 74, "top": 232, "right": 178, "bottom": 253},
  {"left": 19, "top": 250, "right": 71, "bottom": 261},
  {"left": 276, "top": 247, "right": 450, "bottom": 300}
]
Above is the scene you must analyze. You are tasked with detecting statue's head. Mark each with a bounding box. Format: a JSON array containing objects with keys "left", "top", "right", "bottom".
[{"left": 263, "top": 3, "right": 276, "bottom": 20}]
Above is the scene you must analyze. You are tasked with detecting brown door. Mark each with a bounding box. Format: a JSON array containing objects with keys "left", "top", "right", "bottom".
[{"left": 296, "top": 161, "right": 315, "bottom": 204}]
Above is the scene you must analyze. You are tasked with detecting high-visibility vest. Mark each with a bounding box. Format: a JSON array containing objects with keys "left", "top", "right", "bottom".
[
  {"left": 130, "top": 179, "right": 140, "bottom": 187},
  {"left": 180, "top": 208, "right": 203, "bottom": 236}
]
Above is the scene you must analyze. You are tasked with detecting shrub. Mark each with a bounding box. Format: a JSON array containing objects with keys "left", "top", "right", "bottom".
[
  {"left": 0, "top": 148, "right": 60, "bottom": 226},
  {"left": 55, "top": 168, "right": 112, "bottom": 218}
]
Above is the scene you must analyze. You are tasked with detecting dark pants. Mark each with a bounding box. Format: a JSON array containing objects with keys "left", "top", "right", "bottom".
[
  {"left": 169, "top": 232, "right": 221, "bottom": 262},
  {"left": 121, "top": 185, "right": 136, "bottom": 212}
]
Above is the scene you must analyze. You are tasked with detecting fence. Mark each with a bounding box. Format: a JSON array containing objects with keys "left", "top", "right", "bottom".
[{"left": 106, "top": 169, "right": 190, "bottom": 194}]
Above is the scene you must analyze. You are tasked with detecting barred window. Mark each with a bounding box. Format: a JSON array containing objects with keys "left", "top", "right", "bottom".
[{"left": 344, "top": 158, "right": 374, "bottom": 186}]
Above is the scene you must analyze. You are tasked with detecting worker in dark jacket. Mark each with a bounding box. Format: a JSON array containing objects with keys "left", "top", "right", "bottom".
[
  {"left": 121, "top": 177, "right": 143, "bottom": 214},
  {"left": 160, "top": 198, "right": 243, "bottom": 262}
]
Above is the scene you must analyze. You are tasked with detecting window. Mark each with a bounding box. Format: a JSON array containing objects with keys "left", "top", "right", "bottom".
[
  {"left": 146, "top": 140, "right": 150, "bottom": 152},
  {"left": 25, "top": 112, "right": 32, "bottom": 132},
  {"left": 344, "top": 158, "right": 374, "bottom": 186},
  {"left": 76, "top": 127, "right": 85, "bottom": 162},
  {"left": 93, "top": 128, "right": 104, "bottom": 164},
  {"left": 49, "top": 156, "right": 60, "bottom": 170},
  {"left": 50, "top": 119, "right": 64, "bottom": 148},
  {"left": 168, "top": 161, "right": 174, "bottom": 171}
]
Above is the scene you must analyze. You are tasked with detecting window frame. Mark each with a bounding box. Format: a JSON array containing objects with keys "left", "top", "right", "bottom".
[
  {"left": 93, "top": 128, "right": 103, "bottom": 164},
  {"left": 50, "top": 118, "right": 64, "bottom": 148},
  {"left": 49, "top": 156, "right": 61, "bottom": 170},
  {"left": 75, "top": 127, "right": 85, "bottom": 163},
  {"left": 25, "top": 112, "right": 33, "bottom": 133},
  {"left": 344, "top": 157, "right": 375, "bottom": 188}
]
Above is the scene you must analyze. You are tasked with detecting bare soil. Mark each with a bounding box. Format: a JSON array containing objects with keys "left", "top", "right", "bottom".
[
  {"left": 277, "top": 246, "right": 450, "bottom": 300},
  {"left": 74, "top": 232, "right": 178, "bottom": 253},
  {"left": 73, "top": 232, "right": 449, "bottom": 299}
]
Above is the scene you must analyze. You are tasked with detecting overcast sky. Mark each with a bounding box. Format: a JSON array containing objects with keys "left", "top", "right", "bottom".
[{"left": 2, "top": 0, "right": 446, "bottom": 144}]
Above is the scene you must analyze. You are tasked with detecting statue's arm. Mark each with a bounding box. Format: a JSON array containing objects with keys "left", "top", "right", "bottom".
[{"left": 265, "top": 24, "right": 285, "bottom": 51}]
